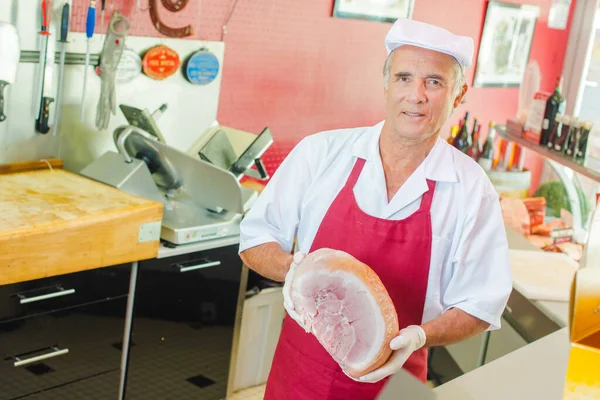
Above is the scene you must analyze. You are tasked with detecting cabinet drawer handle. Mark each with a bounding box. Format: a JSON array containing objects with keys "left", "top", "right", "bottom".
[
  {"left": 18, "top": 287, "right": 76, "bottom": 304},
  {"left": 13, "top": 346, "right": 69, "bottom": 367},
  {"left": 175, "top": 260, "right": 221, "bottom": 273}
]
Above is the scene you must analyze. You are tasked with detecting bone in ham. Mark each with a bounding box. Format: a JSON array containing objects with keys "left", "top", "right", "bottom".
[{"left": 289, "top": 248, "right": 399, "bottom": 379}]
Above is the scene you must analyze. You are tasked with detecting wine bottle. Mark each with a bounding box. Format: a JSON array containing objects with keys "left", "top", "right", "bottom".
[
  {"left": 540, "top": 76, "right": 566, "bottom": 146},
  {"left": 552, "top": 115, "right": 571, "bottom": 152},
  {"left": 468, "top": 118, "right": 478, "bottom": 148},
  {"left": 447, "top": 125, "right": 459, "bottom": 144},
  {"left": 452, "top": 112, "right": 471, "bottom": 153},
  {"left": 546, "top": 114, "right": 562, "bottom": 149},
  {"left": 565, "top": 120, "right": 580, "bottom": 158},
  {"left": 468, "top": 123, "right": 481, "bottom": 160},
  {"left": 576, "top": 122, "right": 592, "bottom": 162},
  {"left": 555, "top": 117, "right": 576, "bottom": 153},
  {"left": 478, "top": 121, "right": 496, "bottom": 172}
]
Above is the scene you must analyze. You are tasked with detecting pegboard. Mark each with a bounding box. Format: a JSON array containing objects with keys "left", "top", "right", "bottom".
[
  {"left": 69, "top": 0, "right": 235, "bottom": 41},
  {"left": 19, "top": 0, "right": 577, "bottom": 182}
]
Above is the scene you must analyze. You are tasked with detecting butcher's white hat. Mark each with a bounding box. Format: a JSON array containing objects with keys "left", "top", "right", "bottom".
[{"left": 384, "top": 19, "right": 474, "bottom": 69}]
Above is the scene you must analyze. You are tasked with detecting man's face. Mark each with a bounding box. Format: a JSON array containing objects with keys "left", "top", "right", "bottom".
[{"left": 384, "top": 45, "right": 467, "bottom": 141}]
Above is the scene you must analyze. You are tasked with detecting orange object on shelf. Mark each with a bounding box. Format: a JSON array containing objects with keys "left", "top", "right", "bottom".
[
  {"left": 523, "top": 197, "right": 546, "bottom": 229},
  {"left": 142, "top": 45, "right": 181, "bottom": 80}
]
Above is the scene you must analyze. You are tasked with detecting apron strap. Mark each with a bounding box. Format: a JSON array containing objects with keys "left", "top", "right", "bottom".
[
  {"left": 418, "top": 179, "right": 436, "bottom": 211},
  {"left": 343, "top": 157, "right": 366, "bottom": 190}
]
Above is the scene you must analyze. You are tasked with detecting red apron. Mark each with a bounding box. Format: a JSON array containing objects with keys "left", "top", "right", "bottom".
[{"left": 264, "top": 158, "right": 435, "bottom": 400}]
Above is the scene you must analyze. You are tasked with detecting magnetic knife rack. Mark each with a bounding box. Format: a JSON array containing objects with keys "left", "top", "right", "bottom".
[{"left": 19, "top": 50, "right": 100, "bottom": 65}]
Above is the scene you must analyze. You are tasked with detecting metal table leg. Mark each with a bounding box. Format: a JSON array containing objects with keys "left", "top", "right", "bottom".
[
  {"left": 119, "top": 261, "right": 139, "bottom": 400},
  {"left": 225, "top": 263, "right": 250, "bottom": 399},
  {"left": 477, "top": 330, "right": 491, "bottom": 368}
]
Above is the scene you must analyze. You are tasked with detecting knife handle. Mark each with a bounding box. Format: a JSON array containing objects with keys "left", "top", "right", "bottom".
[
  {"left": 35, "top": 97, "right": 54, "bottom": 134},
  {"left": 60, "top": 2, "right": 70, "bottom": 43},
  {"left": 41, "top": 0, "right": 52, "bottom": 34},
  {"left": 86, "top": 2, "right": 96, "bottom": 39}
]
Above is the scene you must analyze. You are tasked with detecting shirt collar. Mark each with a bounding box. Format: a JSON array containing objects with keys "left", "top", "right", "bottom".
[{"left": 351, "top": 120, "right": 458, "bottom": 183}]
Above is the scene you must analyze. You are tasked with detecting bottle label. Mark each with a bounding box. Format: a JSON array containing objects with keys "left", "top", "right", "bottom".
[
  {"left": 542, "top": 119, "right": 549, "bottom": 130},
  {"left": 478, "top": 158, "right": 492, "bottom": 172}
]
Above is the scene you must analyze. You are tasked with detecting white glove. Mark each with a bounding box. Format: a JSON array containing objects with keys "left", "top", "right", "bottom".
[
  {"left": 282, "top": 252, "right": 307, "bottom": 331},
  {"left": 358, "top": 325, "right": 427, "bottom": 383}
]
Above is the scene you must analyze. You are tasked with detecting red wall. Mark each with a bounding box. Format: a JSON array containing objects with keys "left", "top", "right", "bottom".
[{"left": 71, "top": 0, "right": 576, "bottom": 184}]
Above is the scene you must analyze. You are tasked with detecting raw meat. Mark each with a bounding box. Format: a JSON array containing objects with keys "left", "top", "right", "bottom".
[
  {"left": 531, "top": 220, "right": 569, "bottom": 236},
  {"left": 523, "top": 197, "right": 546, "bottom": 230},
  {"left": 557, "top": 242, "right": 583, "bottom": 262},
  {"left": 500, "top": 197, "right": 531, "bottom": 236},
  {"left": 289, "top": 248, "right": 399, "bottom": 379}
]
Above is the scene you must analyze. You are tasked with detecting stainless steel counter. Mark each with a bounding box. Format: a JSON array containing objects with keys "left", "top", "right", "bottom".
[
  {"left": 433, "top": 227, "right": 573, "bottom": 399},
  {"left": 434, "top": 328, "right": 570, "bottom": 400},
  {"left": 157, "top": 235, "right": 240, "bottom": 259},
  {"left": 504, "top": 226, "right": 570, "bottom": 327}
]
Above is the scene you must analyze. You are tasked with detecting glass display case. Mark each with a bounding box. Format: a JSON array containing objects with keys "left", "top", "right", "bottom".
[
  {"left": 497, "top": 127, "right": 599, "bottom": 246},
  {"left": 538, "top": 160, "right": 598, "bottom": 242}
]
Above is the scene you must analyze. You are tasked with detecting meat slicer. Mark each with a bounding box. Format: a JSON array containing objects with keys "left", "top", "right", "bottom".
[{"left": 80, "top": 106, "right": 272, "bottom": 246}]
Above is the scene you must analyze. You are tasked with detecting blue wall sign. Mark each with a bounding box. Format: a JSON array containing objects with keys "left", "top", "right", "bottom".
[{"left": 186, "top": 49, "right": 220, "bottom": 85}]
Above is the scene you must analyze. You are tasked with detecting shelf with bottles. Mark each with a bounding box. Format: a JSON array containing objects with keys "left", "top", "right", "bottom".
[
  {"left": 448, "top": 111, "right": 598, "bottom": 262},
  {"left": 448, "top": 111, "right": 522, "bottom": 174},
  {"left": 496, "top": 125, "right": 600, "bottom": 184},
  {"left": 512, "top": 73, "right": 600, "bottom": 183}
]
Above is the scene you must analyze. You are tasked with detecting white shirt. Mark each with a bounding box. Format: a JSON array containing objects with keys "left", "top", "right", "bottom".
[{"left": 239, "top": 121, "right": 512, "bottom": 330}]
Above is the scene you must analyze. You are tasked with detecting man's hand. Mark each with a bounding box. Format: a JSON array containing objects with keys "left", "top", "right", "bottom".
[
  {"left": 282, "top": 252, "right": 307, "bottom": 331},
  {"left": 358, "top": 325, "right": 427, "bottom": 383}
]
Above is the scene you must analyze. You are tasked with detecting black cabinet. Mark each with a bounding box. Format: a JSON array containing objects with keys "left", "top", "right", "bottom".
[
  {"left": 0, "top": 267, "right": 130, "bottom": 324},
  {"left": 0, "top": 265, "right": 131, "bottom": 400},
  {"left": 123, "top": 245, "right": 244, "bottom": 400}
]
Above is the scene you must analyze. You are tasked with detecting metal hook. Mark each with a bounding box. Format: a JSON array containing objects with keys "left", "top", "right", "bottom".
[{"left": 137, "top": 0, "right": 149, "bottom": 12}]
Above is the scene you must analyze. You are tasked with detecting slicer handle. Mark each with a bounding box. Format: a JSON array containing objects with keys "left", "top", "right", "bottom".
[{"left": 116, "top": 126, "right": 134, "bottom": 163}]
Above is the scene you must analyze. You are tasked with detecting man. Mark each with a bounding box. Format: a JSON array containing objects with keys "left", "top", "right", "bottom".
[{"left": 238, "top": 18, "right": 512, "bottom": 400}]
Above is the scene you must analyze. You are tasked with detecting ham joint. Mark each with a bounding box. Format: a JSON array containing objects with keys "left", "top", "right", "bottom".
[{"left": 289, "top": 248, "right": 399, "bottom": 378}]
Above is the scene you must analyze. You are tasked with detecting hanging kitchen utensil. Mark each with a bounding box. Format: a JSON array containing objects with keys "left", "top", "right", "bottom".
[
  {"left": 115, "top": 47, "right": 142, "bottom": 84},
  {"left": 185, "top": 48, "right": 220, "bottom": 85},
  {"left": 34, "top": 0, "right": 53, "bottom": 118},
  {"left": 100, "top": 0, "right": 106, "bottom": 35},
  {"left": 96, "top": 11, "right": 130, "bottom": 130},
  {"left": 0, "top": 22, "right": 20, "bottom": 123},
  {"left": 80, "top": 0, "right": 96, "bottom": 123},
  {"left": 35, "top": 25, "right": 56, "bottom": 134},
  {"left": 54, "top": 1, "right": 70, "bottom": 136},
  {"left": 142, "top": 45, "right": 180, "bottom": 80},
  {"left": 149, "top": 0, "right": 192, "bottom": 38},
  {"left": 137, "top": 0, "right": 149, "bottom": 11},
  {"left": 160, "top": 0, "right": 189, "bottom": 12}
]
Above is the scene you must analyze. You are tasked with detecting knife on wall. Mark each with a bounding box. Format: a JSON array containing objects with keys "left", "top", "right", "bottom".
[{"left": 35, "top": 26, "right": 55, "bottom": 134}]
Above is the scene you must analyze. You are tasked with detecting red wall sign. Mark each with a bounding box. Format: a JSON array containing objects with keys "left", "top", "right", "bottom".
[{"left": 142, "top": 45, "right": 181, "bottom": 80}]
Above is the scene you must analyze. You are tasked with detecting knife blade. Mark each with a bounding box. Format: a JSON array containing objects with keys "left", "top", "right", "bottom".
[{"left": 35, "top": 27, "right": 55, "bottom": 134}]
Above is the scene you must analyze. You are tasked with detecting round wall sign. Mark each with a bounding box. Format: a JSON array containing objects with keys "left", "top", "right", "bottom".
[
  {"left": 185, "top": 49, "right": 220, "bottom": 85},
  {"left": 142, "top": 45, "right": 181, "bottom": 80},
  {"left": 115, "top": 48, "right": 142, "bottom": 84}
]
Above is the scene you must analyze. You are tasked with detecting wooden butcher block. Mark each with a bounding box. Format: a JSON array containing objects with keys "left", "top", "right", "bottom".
[{"left": 0, "top": 161, "right": 164, "bottom": 285}]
